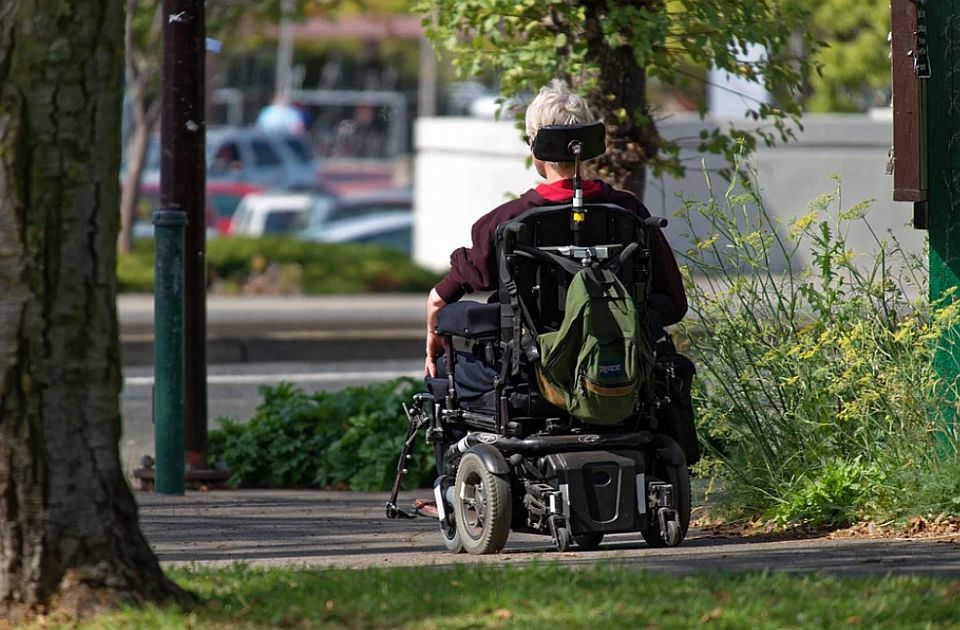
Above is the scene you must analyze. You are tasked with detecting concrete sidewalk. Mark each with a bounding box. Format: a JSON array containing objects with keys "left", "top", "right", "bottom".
[
  {"left": 120, "top": 293, "right": 428, "bottom": 366},
  {"left": 137, "top": 489, "right": 960, "bottom": 574}
]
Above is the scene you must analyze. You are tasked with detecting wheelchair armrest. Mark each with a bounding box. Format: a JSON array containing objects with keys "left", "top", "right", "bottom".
[{"left": 436, "top": 302, "right": 501, "bottom": 338}]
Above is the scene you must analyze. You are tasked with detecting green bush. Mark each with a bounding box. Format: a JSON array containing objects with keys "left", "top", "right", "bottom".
[
  {"left": 207, "top": 378, "right": 435, "bottom": 491},
  {"left": 117, "top": 241, "right": 156, "bottom": 293},
  {"left": 678, "top": 166, "right": 960, "bottom": 527},
  {"left": 117, "top": 237, "right": 441, "bottom": 294}
]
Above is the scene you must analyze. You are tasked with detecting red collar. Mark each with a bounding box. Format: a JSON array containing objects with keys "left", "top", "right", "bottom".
[{"left": 535, "top": 178, "right": 603, "bottom": 202}]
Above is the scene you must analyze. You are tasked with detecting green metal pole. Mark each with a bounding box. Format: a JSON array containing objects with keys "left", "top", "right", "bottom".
[
  {"left": 927, "top": 2, "right": 960, "bottom": 445},
  {"left": 153, "top": 209, "right": 187, "bottom": 495}
]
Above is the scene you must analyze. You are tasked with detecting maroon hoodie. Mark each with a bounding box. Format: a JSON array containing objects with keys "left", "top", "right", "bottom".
[{"left": 434, "top": 179, "right": 688, "bottom": 325}]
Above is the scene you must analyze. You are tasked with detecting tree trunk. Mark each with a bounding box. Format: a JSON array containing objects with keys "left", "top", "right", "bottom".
[
  {"left": 580, "top": 0, "right": 660, "bottom": 202},
  {"left": 0, "top": 0, "right": 189, "bottom": 620}
]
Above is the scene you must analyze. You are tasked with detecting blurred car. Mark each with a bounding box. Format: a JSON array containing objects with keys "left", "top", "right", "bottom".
[
  {"left": 300, "top": 188, "right": 412, "bottom": 238},
  {"left": 230, "top": 192, "right": 335, "bottom": 236},
  {"left": 131, "top": 181, "right": 259, "bottom": 239},
  {"left": 207, "top": 181, "right": 263, "bottom": 234},
  {"left": 139, "top": 126, "right": 320, "bottom": 190},
  {"left": 302, "top": 212, "right": 413, "bottom": 254},
  {"left": 132, "top": 182, "right": 220, "bottom": 241}
]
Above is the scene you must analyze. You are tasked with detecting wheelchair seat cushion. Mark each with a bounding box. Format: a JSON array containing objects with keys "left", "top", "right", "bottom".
[{"left": 436, "top": 302, "right": 501, "bottom": 337}]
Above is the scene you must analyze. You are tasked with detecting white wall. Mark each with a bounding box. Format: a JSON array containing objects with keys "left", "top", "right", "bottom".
[{"left": 414, "top": 112, "right": 924, "bottom": 274}]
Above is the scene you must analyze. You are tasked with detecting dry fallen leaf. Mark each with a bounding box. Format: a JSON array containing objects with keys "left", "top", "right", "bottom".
[{"left": 699, "top": 608, "right": 724, "bottom": 623}]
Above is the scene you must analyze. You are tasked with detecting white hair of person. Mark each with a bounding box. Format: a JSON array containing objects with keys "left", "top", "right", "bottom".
[{"left": 524, "top": 79, "right": 595, "bottom": 146}]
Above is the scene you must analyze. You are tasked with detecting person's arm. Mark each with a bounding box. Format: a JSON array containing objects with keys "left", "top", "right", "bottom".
[
  {"left": 424, "top": 288, "right": 447, "bottom": 377},
  {"left": 648, "top": 230, "right": 688, "bottom": 325},
  {"left": 617, "top": 190, "right": 688, "bottom": 324}
]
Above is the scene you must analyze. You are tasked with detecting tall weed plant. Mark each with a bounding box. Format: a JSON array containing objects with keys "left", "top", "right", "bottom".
[{"left": 677, "top": 165, "right": 960, "bottom": 526}]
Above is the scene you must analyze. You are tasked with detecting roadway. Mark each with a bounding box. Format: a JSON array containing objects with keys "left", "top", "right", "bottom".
[{"left": 121, "top": 358, "right": 423, "bottom": 481}]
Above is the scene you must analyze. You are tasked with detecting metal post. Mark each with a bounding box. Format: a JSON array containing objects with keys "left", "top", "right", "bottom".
[
  {"left": 152, "top": 210, "right": 186, "bottom": 495},
  {"left": 926, "top": 1, "right": 960, "bottom": 443},
  {"left": 162, "top": 0, "right": 208, "bottom": 477},
  {"left": 417, "top": 5, "right": 437, "bottom": 118},
  {"left": 275, "top": 0, "right": 295, "bottom": 100}
]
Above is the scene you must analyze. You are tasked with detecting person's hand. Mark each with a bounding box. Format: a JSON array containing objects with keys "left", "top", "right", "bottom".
[{"left": 425, "top": 330, "right": 445, "bottom": 378}]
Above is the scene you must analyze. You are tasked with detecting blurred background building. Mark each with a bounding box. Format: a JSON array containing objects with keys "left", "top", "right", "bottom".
[{"left": 121, "top": 0, "right": 903, "bottom": 275}]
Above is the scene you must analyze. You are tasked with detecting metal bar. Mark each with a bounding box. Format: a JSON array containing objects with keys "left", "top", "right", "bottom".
[
  {"left": 162, "top": 0, "right": 207, "bottom": 474},
  {"left": 152, "top": 210, "right": 186, "bottom": 495}
]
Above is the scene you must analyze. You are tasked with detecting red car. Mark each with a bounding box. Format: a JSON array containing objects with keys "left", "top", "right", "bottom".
[
  {"left": 134, "top": 181, "right": 262, "bottom": 237},
  {"left": 206, "top": 181, "right": 263, "bottom": 234}
]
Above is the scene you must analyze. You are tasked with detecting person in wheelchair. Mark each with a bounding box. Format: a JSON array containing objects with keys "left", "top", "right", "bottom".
[
  {"left": 388, "top": 79, "right": 699, "bottom": 555},
  {"left": 424, "top": 79, "right": 687, "bottom": 389}
]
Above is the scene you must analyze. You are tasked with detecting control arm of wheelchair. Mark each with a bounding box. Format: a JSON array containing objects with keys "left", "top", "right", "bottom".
[{"left": 644, "top": 216, "right": 668, "bottom": 228}]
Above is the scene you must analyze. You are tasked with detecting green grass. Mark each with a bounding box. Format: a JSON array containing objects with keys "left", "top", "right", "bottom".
[{"left": 70, "top": 564, "right": 960, "bottom": 629}]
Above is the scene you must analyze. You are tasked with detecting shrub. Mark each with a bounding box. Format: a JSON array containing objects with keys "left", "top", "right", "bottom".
[
  {"left": 117, "top": 237, "right": 441, "bottom": 294},
  {"left": 678, "top": 167, "right": 960, "bottom": 527},
  {"left": 117, "top": 241, "right": 156, "bottom": 293},
  {"left": 208, "top": 378, "right": 436, "bottom": 491}
]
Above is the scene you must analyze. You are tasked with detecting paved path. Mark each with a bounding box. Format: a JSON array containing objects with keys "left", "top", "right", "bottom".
[{"left": 138, "top": 490, "right": 960, "bottom": 576}]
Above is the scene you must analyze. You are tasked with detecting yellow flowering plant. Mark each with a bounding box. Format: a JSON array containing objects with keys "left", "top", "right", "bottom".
[{"left": 676, "top": 167, "right": 960, "bottom": 527}]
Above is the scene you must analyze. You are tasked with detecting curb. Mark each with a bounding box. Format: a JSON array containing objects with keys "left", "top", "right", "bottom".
[{"left": 121, "top": 329, "right": 425, "bottom": 367}]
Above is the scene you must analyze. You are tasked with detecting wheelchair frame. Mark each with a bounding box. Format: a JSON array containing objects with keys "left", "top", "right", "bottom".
[{"left": 386, "top": 122, "right": 697, "bottom": 554}]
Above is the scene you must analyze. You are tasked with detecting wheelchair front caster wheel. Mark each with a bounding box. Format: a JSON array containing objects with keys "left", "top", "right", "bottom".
[
  {"left": 548, "top": 515, "right": 572, "bottom": 552},
  {"left": 642, "top": 441, "right": 691, "bottom": 549},
  {"left": 439, "top": 516, "right": 463, "bottom": 553},
  {"left": 453, "top": 452, "right": 512, "bottom": 555}
]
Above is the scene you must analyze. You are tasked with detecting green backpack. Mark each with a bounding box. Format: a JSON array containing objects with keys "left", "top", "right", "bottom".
[{"left": 535, "top": 266, "right": 654, "bottom": 424}]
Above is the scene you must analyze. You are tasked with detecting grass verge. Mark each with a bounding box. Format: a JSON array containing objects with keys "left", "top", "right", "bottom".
[
  {"left": 117, "top": 237, "right": 441, "bottom": 294},
  {"left": 65, "top": 564, "right": 960, "bottom": 629}
]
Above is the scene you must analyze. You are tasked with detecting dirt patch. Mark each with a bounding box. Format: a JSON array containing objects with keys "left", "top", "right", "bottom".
[
  {"left": 692, "top": 514, "right": 960, "bottom": 545},
  {"left": 830, "top": 516, "right": 960, "bottom": 543}
]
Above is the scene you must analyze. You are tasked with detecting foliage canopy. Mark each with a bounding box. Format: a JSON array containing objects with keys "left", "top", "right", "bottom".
[{"left": 420, "top": 0, "right": 819, "bottom": 185}]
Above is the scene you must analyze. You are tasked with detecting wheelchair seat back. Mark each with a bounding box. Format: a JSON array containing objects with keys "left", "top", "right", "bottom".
[{"left": 496, "top": 202, "right": 654, "bottom": 334}]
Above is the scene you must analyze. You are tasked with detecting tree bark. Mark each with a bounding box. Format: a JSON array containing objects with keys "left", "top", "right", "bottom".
[
  {"left": 580, "top": 0, "right": 660, "bottom": 202},
  {"left": 0, "top": 0, "right": 189, "bottom": 620}
]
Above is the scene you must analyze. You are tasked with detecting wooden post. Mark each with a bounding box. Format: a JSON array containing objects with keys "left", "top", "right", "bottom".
[{"left": 891, "top": 0, "right": 927, "bottom": 225}]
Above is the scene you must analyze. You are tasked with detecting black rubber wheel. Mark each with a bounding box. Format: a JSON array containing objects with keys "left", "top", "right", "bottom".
[
  {"left": 454, "top": 452, "right": 512, "bottom": 555},
  {"left": 439, "top": 515, "right": 463, "bottom": 553},
  {"left": 553, "top": 524, "right": 572, "bottom": 553},
  {"left": 641, "top": 456, "right": 691, "bottom": 548},
  {"left": 573, "top": 532, "right": 604, "bottom": 549}
]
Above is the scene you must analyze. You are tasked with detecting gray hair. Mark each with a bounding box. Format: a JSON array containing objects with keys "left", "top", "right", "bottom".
[{"left": 524, "top": 79, "right": 595, "bottom": 146}]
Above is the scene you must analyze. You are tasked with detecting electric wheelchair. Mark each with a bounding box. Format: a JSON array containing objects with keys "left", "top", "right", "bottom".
[{"left": 386, "top": 122, "right": 700, "bottom": 554}]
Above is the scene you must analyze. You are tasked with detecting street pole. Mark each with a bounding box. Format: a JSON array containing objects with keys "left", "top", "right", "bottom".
[
  {"left": 160, "top": 0, "right": 207, "bottom": 483},
  {"left": 152, "top": 210, "right": 186, "bottom": 494},
  {"left": 926, "top": 1, "right": 960, "bottom": 439},
  {"left": 275, "top": 0, "right": 295, "bottom": 99}
]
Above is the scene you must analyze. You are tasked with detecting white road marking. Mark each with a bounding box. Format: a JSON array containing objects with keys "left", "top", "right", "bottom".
[{"left": 124, "top": 371, "right": 422, "bottom": 387}]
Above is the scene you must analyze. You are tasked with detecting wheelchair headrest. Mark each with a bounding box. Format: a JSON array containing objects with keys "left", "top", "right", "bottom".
[{"left": 532, "top": 122, "right": 606, "bottom": 162}]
